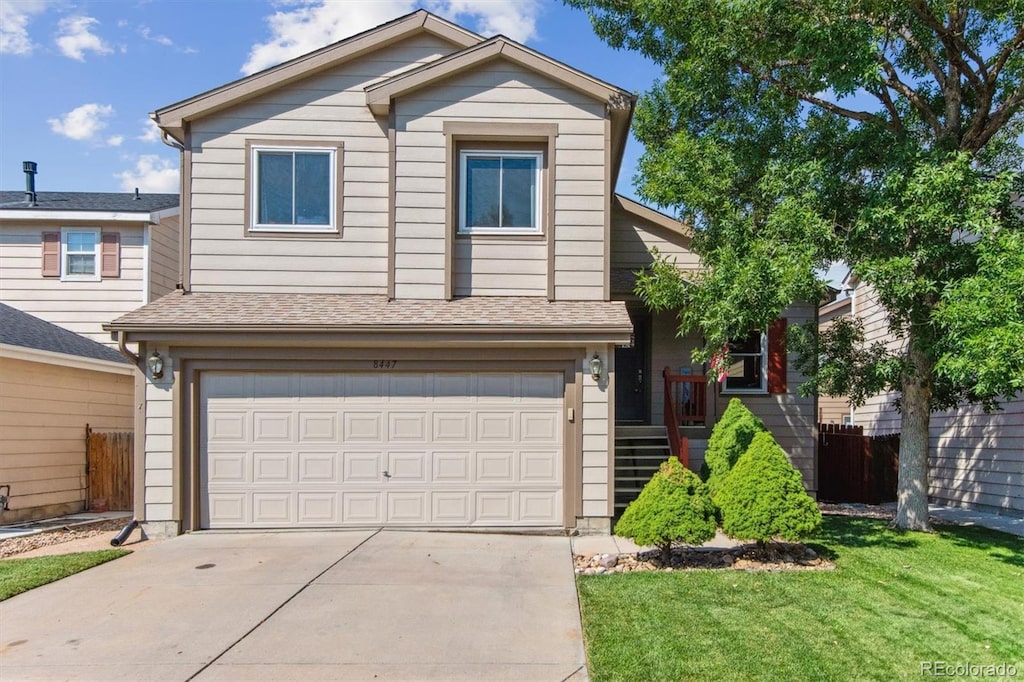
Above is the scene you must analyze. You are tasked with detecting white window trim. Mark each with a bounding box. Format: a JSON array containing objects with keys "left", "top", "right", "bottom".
[
  {"left": 250, "top": 145, "right": 337, "bottom": 233},
  {"left": 721, "top": 331, "right": 768, "bottom": 394},
  {"left": 457, "top": 149, "right": 543, "bottom": 235},
  {"left": 60, "top": 227, "right": 101, "bottom": 282}
]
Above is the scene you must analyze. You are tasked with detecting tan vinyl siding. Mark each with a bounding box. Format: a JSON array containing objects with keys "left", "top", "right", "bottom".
[
  {"left": 149, "top": 214, "right": 180, "bottom": 300},
  {"left": 393, "top": 62, "right": 607, "bottom": 300},
  {"left": 186, "top": 34, "right": 459, "bottom": 295},
  {"left": 852, "top": 281, "right": 904, "bottom": 434},
  {"left": 143, "top": 351, "right": 175, "bottom": 523},
  {"left": 710, "top": 301, "right": 819, "bottom": 491},
  {"left": 581, "top": 346, "right": 611, "bottom": 516},
  {"left": 0, "top": 357, "right": 133, "bottom": 522},
  {"left": 818, "top": 297, "right": 853, "bottom": 424},
  {"left": 609, "top": 203, "right": 700, "bottom": 273},
  {"left": 0, "top": 222, "right": 147, "bottom": 346},
  {"left": 648, "top": 311, "right": 705, "bottom": 428}
]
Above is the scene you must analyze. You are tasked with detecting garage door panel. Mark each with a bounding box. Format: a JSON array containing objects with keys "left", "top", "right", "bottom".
[
  {"left": 344, "top": 412, "right": 383, "bottom": 441},
  {"left": 202, "top": 371, "right": 564, "bottom": 529}
]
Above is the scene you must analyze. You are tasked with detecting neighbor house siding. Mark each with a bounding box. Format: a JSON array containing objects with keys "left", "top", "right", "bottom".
[
  {"left": 818, "top": 297, "right": 853, "bottom": 424},
  {"left": 0, "top": 357, "right": 133, "bottom": 522},
  {"left": 149, "top": 213, "right": 180, "bottom": 300},
  {"left": 853, "top": 281, "right": 904, "bottom": 434},
  {"left": 186, "top": 35, "right": 459, "bottom": 295},
  {"left": 393, "top": 63, "right": 607, "bottom": 300},
  {"left": 0, "top": 222, "right": 147, "bottom": 346}
]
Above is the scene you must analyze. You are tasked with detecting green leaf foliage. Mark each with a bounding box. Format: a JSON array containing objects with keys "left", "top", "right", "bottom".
[
  {"left": 716, "top": 432, "right": 822, "bottom": 543},
  {"left": 700, "top": 398, "right": 767, "bottom": 498},
  {"left": 614, "top": 457, "right": 717, "bottom": 560}
]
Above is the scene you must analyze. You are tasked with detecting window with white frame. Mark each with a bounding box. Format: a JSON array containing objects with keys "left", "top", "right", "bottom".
[
  {"left": 61, "top": 228, "right": 100, "bottom": 281},
  {"left": 251, "top": 146, "right": 336, "bottom": 231},
  {"left": 722, "top": 330, "right": 767, "bottom": 393},
  {"left": 458, "top": 150, "right": 542, "bottom": 234}
]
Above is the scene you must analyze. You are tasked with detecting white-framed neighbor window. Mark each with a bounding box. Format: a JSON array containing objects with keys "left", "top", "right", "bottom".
[
  {"left": 458, "top": 150, "right": 542, "bottom": 234},
  {"left": 722, "top": 330, "right": 767, "bottom": 393},
  {"left": 250, "top": 145, "right": 336, "bottom": 232},
  {"left": 60, "top": 227, "right": 100, "bottom": 281}
]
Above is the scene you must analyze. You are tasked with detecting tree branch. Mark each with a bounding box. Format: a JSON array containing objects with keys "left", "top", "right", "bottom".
[
  {"left": 875, "top": 54, "right": 943, "bottom": 137},
  {"left": 736, "top": 61, "right": 896, "bottom": 131},
  {"left": 909, "top": 1, "right": 984, "bottom": 89},
  {"left": 987, "top": 23, "right": 1024, "bottom": 85},
  {"left": 895, "top": 25, "right": 947, "bottom": 89},
  {"left": 866, "top": 82, "right": 903, "bottom": 131},
  {"left": 963, "top": 81, "right": 1024, "bottom": 152}
]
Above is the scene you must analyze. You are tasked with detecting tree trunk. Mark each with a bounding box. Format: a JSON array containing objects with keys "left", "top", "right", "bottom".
[
  {"left": 893, "top": 340, "right": 933, "bottom": 531},
  {"left": 660, "top": 543, "right": 672, "bottom": 566}
]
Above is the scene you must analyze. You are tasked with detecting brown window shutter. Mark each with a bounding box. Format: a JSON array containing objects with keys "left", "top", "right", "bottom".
[
  {"left": 101, "top": 232, "right": 120, "bottom": 278},
  {"left": 41, "top": 232, "right": 60, "bottom": 277},
  {"left": 767, "top": 317, "right": 788, "bottom": 394}
]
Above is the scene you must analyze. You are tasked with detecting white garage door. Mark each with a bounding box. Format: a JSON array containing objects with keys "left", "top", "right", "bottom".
[{"left": 200, "top": 372, "right": 564, "bottom": 528}]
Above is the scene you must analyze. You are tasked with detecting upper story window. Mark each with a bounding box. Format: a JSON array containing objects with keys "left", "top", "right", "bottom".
[
  {"left": 722, "top": 330, "right": 767, "bottom": 393},
  {"left": 458, "top": 150, "right": 542, "bottom": 235},
  {"left": 250, "top": 145, "right": 337, "bottom": 232},
  {"left": 61, "top": 228, "right": 100, "bottom": 281}
]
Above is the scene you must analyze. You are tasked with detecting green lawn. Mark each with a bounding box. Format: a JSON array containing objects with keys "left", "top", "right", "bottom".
[
  {"left": 0, "top": 550, "right": 128, "bottom": 601},
  {"left": 578, "top": 516, "right": 1024, "bottom": 681}
]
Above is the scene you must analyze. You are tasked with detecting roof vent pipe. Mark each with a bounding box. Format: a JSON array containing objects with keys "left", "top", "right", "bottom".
[
  {"left": 134, "top": 187, "right": 140, "bottom": 200},
  {"left": 23, "top": 161, "right": 37, "bottom": 206}
]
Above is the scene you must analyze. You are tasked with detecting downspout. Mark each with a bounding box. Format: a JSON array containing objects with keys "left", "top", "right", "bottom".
[
  {"left": 116, "top": 330, "right": 140, "bottom": 366},
  {"left": 157, "top": 123, "right": 188, "bottom": 293}
]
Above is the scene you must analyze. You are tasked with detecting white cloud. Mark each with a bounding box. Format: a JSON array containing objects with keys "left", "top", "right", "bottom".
[
  {"left": 47, "top": 103, "right": 115, "bottom": 141},
  {"left": 139, "top": 25, "right": 173, "bottom": 47},
  {"left": 116, "top": 155, "right": 179, "bottom": 193},
  {"left": 0, "top": 0, "right": 49, "bottom": 55},
  {"left": 138, "top": 118, "right": 162, "bottom": 143},
  {"left": 56, "top": 15, "right": 113, "bottom": 61},
  {"left": 427, "top": 0, "right": 539, "bottom": 42},
  {"left": 241, "top": 0, "right": 541, "bottom": 76},
  {"left": 106, "top": 135, "right": 124, "bottom": 147}
]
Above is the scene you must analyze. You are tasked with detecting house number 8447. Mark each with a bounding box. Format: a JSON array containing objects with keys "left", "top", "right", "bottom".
[{"left": 373, "top": 360, "right": 398, "bottom": 369}]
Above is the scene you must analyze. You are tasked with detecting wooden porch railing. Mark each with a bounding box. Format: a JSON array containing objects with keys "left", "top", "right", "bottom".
[{"left": 662, "top": 368, "right": 709, "bottom": 467}]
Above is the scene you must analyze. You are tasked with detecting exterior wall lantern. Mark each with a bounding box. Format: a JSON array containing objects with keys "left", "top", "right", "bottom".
[
  {"left": 147, "top": 351, "right": 164, "bottom": 379},
  {"left": 589, "top": 353, "right": 603, "bottom": 381}
]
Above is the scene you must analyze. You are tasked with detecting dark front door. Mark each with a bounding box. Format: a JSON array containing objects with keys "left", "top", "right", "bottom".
[{"left": 615, "top": 310, "right": 650, "bottom": 422}]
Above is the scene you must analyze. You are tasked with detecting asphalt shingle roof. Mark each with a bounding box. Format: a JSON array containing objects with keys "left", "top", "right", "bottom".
[
  {"left": 0, "top": 191, "right": 178, "bottom": 213},
  {"left": 0, "top": 303, "right": 128, "bottom": 364},
  {"left": 108, "top": 292, "right": 632, "bottom": 332}
]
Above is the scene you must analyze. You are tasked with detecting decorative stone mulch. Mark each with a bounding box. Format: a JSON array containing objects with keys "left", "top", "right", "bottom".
[
  {"left": 575, "top": 543, "right": 832, "bottom": 575},
  {"left": 0, "top": 519, "right": 127, "bottom": 559}
]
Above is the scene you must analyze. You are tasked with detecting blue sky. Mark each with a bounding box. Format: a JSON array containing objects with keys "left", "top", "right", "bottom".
[{"left": 0, "top": 0, "right": 662, "bottom": 199}]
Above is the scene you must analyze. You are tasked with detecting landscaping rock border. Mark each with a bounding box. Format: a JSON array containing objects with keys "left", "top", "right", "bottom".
[
  {"left": 575, "top": 543, "right": 833, "bottom": 575},
  {"left": 0, "top": 519, "right": 127, "bottom": 559}
]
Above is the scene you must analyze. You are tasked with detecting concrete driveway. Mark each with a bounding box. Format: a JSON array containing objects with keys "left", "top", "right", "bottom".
[{"left": 0, "top": 530, "right": 586, "bottom": 681}]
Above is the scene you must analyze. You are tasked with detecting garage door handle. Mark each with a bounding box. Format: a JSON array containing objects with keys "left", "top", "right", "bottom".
[{"left": 382, "top": 470, "right": 392, "bottom": 479}]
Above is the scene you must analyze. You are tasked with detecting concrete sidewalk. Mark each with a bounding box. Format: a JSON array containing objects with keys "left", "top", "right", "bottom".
[{"left": 0, "top": 530, "right": 586, "bottom": 681}]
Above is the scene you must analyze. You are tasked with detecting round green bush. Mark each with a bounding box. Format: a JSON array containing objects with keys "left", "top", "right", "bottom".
[
  {"left": 614, "top": 458, "right": 717, "bottom": 564},
  {"left": 716, "top": 431, "right": 822, "bottom": 543},
  {"left": 701, "top": 398, "right": 767, "bottom": 497}
]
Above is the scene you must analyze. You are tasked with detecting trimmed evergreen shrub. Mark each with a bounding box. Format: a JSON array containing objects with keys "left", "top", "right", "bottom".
[
  {"left": 701, "top": 398, "right": 767, "bottom": 497},
  {"left": 614, "top": 457, "right": 717, "bottom": 564},
  {"left": 716, "top": 431, "right": 822, "bottom": 544}
]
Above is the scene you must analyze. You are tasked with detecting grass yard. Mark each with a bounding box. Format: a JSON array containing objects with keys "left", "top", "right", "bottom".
[
  {"left": 578, "top": 516, "right": 1024, "bottom": 681},
  {"left": 0, "top": 550, "right": 128, "bottom": 601}
]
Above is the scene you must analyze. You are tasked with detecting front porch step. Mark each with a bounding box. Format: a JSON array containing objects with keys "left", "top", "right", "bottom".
[{"left": 613, "top": 425, "right": 672, "bottom": 515}]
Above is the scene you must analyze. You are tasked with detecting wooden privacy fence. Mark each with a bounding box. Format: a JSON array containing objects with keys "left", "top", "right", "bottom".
[
  {"left": 86, "top": 425, "right": 133, "bottom": 511},
  {"left": 818, "top": 423, "right": 899, "bottom": 504}
]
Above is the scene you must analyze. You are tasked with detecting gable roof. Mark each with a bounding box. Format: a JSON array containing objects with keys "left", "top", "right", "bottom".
[
  {"left": 0, "top": 303, "right": 127, "bottom": 365},
  {"left": 153, "top": 9, "right": 483, "bottom": 142},
  {"left": 614, "top": 194, "right": 693, "bottom": 241},
  {"left": 0, "top": 191, "right": 178, "bottom": 216},
  {"left": 365, "top": 35, "right": 632, "bottom": 115}
]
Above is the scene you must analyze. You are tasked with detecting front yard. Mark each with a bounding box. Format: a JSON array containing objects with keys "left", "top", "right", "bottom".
[
  {"left": 0, "top": 550, "right": 128, "bottom": 600},
  {"left": 578, "top": 516, "right": 1024, "bottom": 681}
]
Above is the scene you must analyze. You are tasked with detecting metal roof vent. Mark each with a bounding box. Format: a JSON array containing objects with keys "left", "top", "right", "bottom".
[
  {"left": 133, "top": 187, "right": 140, "bottom": 200},
  {"left": 23, "top": 161, "right": 37, "bottom": 207}
]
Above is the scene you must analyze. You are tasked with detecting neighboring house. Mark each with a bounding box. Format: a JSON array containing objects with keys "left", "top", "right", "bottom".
[
  {"left": 818, "top": 290, "right": 854, "bottom": 425},
  {"left": 0, "top": 304, "right": 134, "bottom": 522},
  {"left": 822, "top": 274, "right": 1023, "bottom": 517},
  {"left": 0, "top": 180, "right": 180, "bottom": 347},
  {"left": 107, "top": 10, "right": 816, "bottom": 537},
  {"left": 0, "top": 172, "right": 179, "bottom": 523}
]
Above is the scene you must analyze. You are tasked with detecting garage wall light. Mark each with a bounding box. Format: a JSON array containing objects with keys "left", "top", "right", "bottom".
[
  {"left": 147, "top": 350, "right": 164, "bottom": 379},
  {"left": 589, "top": 353, "right": 603, "bottom": 381}
]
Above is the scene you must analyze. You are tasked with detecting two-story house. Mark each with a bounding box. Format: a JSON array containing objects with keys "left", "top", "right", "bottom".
[
  {"left": 107, "top": 10, "right": 816, "bottom": 537},
  {"left": 0, "top": 175, "right": 179, "bottom": 521}
]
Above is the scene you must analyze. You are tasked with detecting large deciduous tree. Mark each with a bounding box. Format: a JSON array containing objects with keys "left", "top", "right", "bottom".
[{"left": 569, "top": 0, "right": 1024, "bottom": 529}]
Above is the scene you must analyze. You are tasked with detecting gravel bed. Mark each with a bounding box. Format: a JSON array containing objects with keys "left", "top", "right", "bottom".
[
  {"left": 0, "top": 519, "right": 127, "bottom": 559},
  {"left": 575, "top": 543, "right": 832, "bottom": 575}
]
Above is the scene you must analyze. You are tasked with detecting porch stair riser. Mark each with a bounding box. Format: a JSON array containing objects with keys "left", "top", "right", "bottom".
[{"left": 614, "top": 425, "right": 673, "bottom": 515}]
